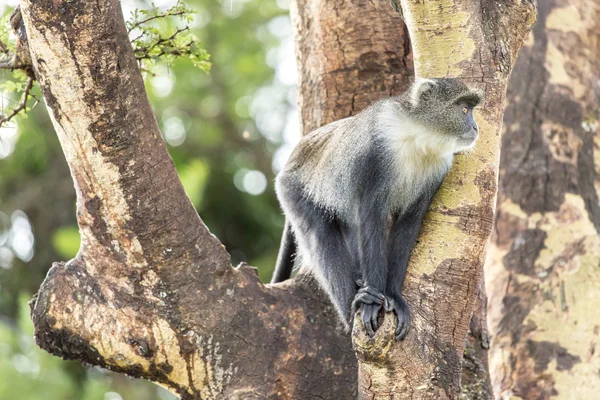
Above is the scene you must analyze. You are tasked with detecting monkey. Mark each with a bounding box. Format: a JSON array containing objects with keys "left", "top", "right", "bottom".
[{"left": 271, "top": 78, "right": 482, "bottom": 340}]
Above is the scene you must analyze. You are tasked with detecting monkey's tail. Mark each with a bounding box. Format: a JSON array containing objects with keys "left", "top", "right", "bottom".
[{"left": 270, "top": 219, "right": 296, "bottom": 283}]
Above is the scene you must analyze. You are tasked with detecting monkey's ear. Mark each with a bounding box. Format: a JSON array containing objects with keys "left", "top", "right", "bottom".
[
  {"left": 472, "top": 88, "right": 485, "bottom": 105},
  {"left": 457, "top": 88, "right": 485, "bottom": 107},
  {"left": 410, "top": 78, "right": 437, "bottom": 106}
]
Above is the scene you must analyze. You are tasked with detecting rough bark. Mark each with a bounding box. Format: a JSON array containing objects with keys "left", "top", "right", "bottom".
[
  {"left": 291, "top": 0, "right": 414, "bottom": 134},
  {"left": 460, "top": 276, "right": 493, "bottom": 400},
  {"left": 22, "top": 0, "right": 358, "bottom": 398},
  {"left": 329, "top": 0, "right": 533, "bottom": 398},
  {"left": 486, "top": 0, "right": 600, "bottom": 398}
]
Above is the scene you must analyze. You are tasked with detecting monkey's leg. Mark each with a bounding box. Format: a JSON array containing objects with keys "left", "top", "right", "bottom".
[
  {"left": 308, "top": 221, "right": 363, "bottom": 328},
  {"left": 279, "top": 188, "right": 368, "bottom": 328},
  {"left": 386, "top": 194, "right": 433, "bottom": 340},
  {"left": 271, "top": 219, "right": 296, "bottom": 283}
]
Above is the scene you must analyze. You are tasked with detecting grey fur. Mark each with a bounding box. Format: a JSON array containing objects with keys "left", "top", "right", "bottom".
[{"left": 272, "top": 78, "right": 482, "bottom": 340}]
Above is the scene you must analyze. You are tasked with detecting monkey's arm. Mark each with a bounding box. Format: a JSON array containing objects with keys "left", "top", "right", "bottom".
[
  {"left": 271, "top": 219, "right": 296, "bottom": 283},
  {"left": 385, "top": 189, "right": 437, "bottom": 340},
  {"left": 353, "top": 189, "right": 389, "bottom": 336}
]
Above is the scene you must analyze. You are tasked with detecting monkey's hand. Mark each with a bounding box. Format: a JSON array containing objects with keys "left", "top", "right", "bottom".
[
  {"left": 384, "top": 294, "right": 410, "bottom": 341},
  {"left": 351, "top": 286, "right": 386, "bottom": 337}
]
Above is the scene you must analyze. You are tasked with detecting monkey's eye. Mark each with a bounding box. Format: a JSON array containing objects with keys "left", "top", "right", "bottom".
[{"left": 462, "top": 106, "right": 468, "bottom": 114}]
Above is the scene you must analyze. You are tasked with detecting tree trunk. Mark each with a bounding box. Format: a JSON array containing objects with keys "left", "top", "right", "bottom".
[
  {"left": 486, "top": 0, "right": 600, "bottom": 399},
  {"left": 460, "top": 275, "right": 493, "bottom": 400},
  {"left": 290, "top": 0, "right": 413, "bottom": 134}
]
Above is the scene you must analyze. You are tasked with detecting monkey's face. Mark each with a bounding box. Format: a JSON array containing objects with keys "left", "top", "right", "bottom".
[
  {"left": 410, "top": 78, "right": 482, "bottom": 153},
  {"left": 450, "top": 100, "right": 479, "bottom": 151}
]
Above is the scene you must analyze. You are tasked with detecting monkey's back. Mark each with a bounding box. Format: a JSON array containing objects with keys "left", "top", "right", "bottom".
[
  {"left": 276, "top": 110, "right": 378, "bottom": 219},
  {"left": 276, "top": 98, "right": 455, "bottom": 222}
]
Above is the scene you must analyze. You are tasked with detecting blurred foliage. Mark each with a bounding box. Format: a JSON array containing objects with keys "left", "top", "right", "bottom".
[{"left": 0, "top": 0, "right": 294, "bottom": 398}]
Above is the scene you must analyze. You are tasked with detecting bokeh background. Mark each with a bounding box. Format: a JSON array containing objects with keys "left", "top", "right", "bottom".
[{"left": 0, "top": 0, "right": 298, "bottom": 398}]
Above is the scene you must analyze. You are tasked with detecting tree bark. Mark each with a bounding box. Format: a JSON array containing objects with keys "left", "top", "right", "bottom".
[
  {"left": 290, "top": 0, "right": 413, "bottom": 134},
  {"left": 460, "top": 275, "right": 493, "bottom": 400},
  {"left": 486, "top": 0, "right": 600, "bottom": 398},
  {"left": 338, "top": 0, "right": 533, "bottom": 398}
]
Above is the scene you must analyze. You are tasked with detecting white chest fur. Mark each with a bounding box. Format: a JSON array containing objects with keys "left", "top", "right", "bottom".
[{"left": 377, "top": 103, "right": 456, "bottom": 210}]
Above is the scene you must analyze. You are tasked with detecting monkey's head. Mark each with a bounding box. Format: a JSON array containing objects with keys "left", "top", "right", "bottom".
[{"left": 407, "top": 78, "right": 483, "bottom": 151}]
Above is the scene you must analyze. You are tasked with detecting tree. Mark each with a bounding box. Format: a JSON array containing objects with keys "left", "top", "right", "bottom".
[
  {"left": 486, "top": 0, "right": 600, "bottom": 398},
  {"left": 12, "top": 0, "right": 535, "bottom": 398}
]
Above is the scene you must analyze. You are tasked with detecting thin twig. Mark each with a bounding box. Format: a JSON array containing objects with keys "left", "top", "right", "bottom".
[
  {"left": 0, "top": 39, "right": 8, "bottom": 55},
  {"left": 0, "top": 59, "right": 30, "bottom": 70},
  {"left": 128, "top": 10, "right": 187, "bottom": 33},
  {"left": 139, "top": 67, "right": 157, "bottom": 76},
  {"left": 0, "top": 76, "right": 34, "bottom": 127}
]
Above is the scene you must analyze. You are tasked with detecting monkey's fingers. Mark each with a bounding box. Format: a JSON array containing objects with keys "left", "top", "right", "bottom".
[
  {"left": 360, "top": 305, "right": 378, "bottom": 337},
  {"left": 390, "top": 300, "right": 411, "bottom": 341},
  {"left": 356, "top": 286, "right": 386, "bottom": 302},
  {"left": 384, "top": 296, "right": 393, "bottom": 312},
  {"left": 355, "top": 293, "right": 383, "bottom": 305},
  {"left": 395, "top": 318, "right": 410, "bottom": 341},
  {"left": 371, "top": 305, "right": 379, "bottom": 331},
  {"left": 351, "top": 293, "right": 381, "bottom": 316}
]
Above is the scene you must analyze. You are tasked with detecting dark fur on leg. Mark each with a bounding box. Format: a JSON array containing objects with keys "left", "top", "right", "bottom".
[
  {"left": 353, "top": 152, "right": 392, "bottom": 336},
  {"left": 277, "top": 180, "right": 361, "bottom": 327}
]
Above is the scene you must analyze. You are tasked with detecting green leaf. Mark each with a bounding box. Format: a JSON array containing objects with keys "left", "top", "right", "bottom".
[{"left": 51, "top": 226, "right": 80, "bottom": 259}]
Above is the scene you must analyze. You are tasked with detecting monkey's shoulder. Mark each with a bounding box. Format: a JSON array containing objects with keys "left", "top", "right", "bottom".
[{"left": 282, "top": 116, "right": 370, "bottom": 172}]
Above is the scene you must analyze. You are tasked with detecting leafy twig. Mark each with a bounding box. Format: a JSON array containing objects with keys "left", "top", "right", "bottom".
[
  {"left": 128, "top": 2, "right": 210, "bottom": 75},
  {"left": 134, "top": 27, "right": 190, "bottom": 60},
  {"left": 128, "top": 10, "right": 187, "bottom": 33},
  {"left": 0, "top": 1, "right": 210, "bottom": 127}
]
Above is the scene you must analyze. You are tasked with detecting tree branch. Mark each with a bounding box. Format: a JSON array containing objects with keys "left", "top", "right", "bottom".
[
  {"left": 0, "top": 6, "right": 32, "bottom": 71},
  {"left": 133, "top": 27, "right": 190, "bottom": 60},
  {"left": 128, "top": 11, "right": 187, "bottom": 33},
  {"left": 126, "top": 0, "right": 186, "bottom": 33}
]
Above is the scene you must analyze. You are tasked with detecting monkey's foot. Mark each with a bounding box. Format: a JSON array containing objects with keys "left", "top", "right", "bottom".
[
  {"left": 351, "top": 286, "right": 386, "bottom": 337},
  {"left": 385, "top": 295, "right": 410, "bottom": 341}
]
